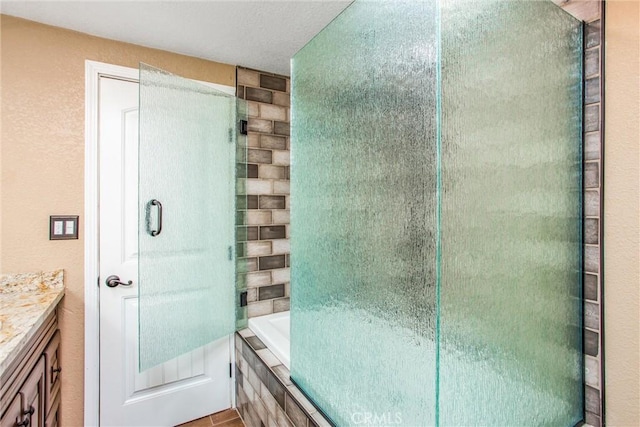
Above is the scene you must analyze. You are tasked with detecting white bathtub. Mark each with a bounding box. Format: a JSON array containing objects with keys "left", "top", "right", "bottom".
[{"left": 248, "top": 311, "right": 291, "bottom": 369}]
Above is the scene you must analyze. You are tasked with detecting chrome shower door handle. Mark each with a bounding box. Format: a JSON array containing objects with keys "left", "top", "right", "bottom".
[{"left": 146, "top": 199, "right": 163, "bottom": 236}]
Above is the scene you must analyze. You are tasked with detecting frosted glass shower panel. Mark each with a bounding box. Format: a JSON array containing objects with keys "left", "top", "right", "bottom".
[
  {"left": 138, "top": 64, "right": 236, "bottom": 370},
  {"left": 290, "top": 1, "right": 439, "bottom": 424},
  {"left": 438, "top": 1, "right": 584, "bottom": 425}
]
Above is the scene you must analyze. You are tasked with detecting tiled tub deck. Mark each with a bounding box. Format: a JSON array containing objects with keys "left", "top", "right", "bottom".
[{"left": 235, "top": 329, "right": 331, "bottom": 427}]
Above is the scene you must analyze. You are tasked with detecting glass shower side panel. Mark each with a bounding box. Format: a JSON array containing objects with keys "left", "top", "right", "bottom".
[
  {"left": 290, "top": 1, "right": 439, "bottom": 424},
  {"left": 438, "top": 1, "right": 584, "bottom": 425},
  {"left": 138, "top": 64, "right": 237, "bottom": 370}
]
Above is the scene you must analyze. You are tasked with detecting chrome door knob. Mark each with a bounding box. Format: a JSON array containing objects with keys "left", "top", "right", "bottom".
[{"left": 105, "top": 275, "right": 133, "bottom": 288}]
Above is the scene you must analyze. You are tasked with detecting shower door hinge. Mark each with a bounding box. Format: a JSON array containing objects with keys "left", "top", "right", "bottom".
[
  {"left": 229, "top": 362, "right": 233, "bottom": 378},
  {"left": 97, "top": 276, "right": 100, "bottom": 287},
  {"left": 240, "top": 291, "right": 248, "bottom": 307},
  {"left": 239, "top": 120, "right": 248, "bottom": 135}
]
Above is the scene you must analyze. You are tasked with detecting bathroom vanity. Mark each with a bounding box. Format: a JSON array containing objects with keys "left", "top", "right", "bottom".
[{"left": 0, "top": 271, "right": 64, "bottom": 427}]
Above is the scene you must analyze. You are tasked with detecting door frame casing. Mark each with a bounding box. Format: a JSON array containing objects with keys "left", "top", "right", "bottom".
[{"left": 83, "top": 60, "right": 237, "bottom": 426}]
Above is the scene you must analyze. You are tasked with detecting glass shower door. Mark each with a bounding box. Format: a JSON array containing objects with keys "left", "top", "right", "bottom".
[{"left": 138, "top": 64, "right": 238, "bottom": 370}]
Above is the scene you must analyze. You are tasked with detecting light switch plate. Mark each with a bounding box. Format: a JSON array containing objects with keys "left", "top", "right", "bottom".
[{"left": 50, "top": 215, "right": 79, "bottom": 240}]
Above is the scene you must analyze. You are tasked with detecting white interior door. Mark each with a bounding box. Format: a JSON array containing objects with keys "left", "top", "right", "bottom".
[{"left": 98, "top": 76, "right": 233, "bottom": 427}]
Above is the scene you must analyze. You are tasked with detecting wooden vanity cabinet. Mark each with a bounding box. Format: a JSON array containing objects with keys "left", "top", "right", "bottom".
[{"left": 0, "top": 311, "right": 61, "bottom": 427}]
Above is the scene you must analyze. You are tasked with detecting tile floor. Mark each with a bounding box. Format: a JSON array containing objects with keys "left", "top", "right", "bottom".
[{"left": 176, "top": 408, "right": 245, "bottom": 427}]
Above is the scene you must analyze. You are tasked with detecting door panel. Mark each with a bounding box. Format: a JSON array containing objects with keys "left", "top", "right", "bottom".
[
  {"left": 99, "top": 76, "right": 233, "bottom": 427},
  {"left": 138, "top": 64, "right": 237, "bottom": 370}
]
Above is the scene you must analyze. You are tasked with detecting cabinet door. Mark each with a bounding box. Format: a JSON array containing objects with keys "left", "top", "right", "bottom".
[
  {"left": 20, "top": 357, "right": 45, "bottom": 427},
  {"left": 43, "top": 331, "right": 61, "bottom": 415},
  {"left": 44, "top": 394, "right": 59, "bottom": 427},
  {"left": 0, "top": 391, "right": 24, "bottom": 427}
]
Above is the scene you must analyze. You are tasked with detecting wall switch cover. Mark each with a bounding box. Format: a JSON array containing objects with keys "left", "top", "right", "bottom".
[{"left": 50, "top": 215, "right": 79, "bottom": 240}]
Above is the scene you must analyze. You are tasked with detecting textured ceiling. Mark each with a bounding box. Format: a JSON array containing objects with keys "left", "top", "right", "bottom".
[{"left": 0, "top": 1, "right": 352, "bottom": 76}]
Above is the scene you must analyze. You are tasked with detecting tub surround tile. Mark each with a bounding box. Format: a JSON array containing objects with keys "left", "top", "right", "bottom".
[
  {"left": 584, "top": 190, "right": 599, "bottom": 217},
  {"left": 310, "top": 412, "right": 332, "bottom": 427},
  {"left": 261, "top": 382, "right": 279, "bottom": 417},
  {"left": 260, "top": 104, "right": 288, "bottom": 121},
  {"left": 272, "top": 364, "right": 292, "bottom": 386},
  {"left": 584, "top": 47, "right": 599, "bottom": 78},
  {"left": 272, "top": 210, "right": 290, "bottom": 225},
  {"left": 237, "top": 66, "right": 290, "bottom": 320},
  {"left": 584, "top": 132, "right": 600, "bottom": 160},
  {"left": 584, "top": 218, "right": 599, "bottom": 244},
  {"left": 260, "top": 165, "right": 287, "bottom": 180},
  {"left": 585, "top": 329, "right": 599, "bottom": 357},
  {"left": 247, "top": 241, "right": 273, "bottom": 257},
  {"left": 260, "top": 195, "right": 286, "bottom": 210},
  {"left": 238, "top": 328, "right": 256, "bottom": 339},
  {"left": 272, "top": 92, "right": 291, "bottom": 108},
  {"left": 584, "top": 162, "right": 600, "bottom": 188},
  {"left": 584, "top": 274, "right": 598, "bottom": 301},
  {"left": 273, "top": 298, "right": 290, "bottom": 313},
  {"left": 285, "top": 394, "right": 309, "bottom": 427},
  {"left": 260, "top": 226, "right": 287, "bottom": 241},
  {"left": 272, "top": 150, "right": 290, "bottom": 165},
  {"left": 248, "top": 149, "right": 273, "bottom": 164},
  {"left": 272, "top": 269, "right": 290, "bottom": 284},
  {"left": 259, "top": 284, "right": 285, "bottom": 300},
  {"left": 272, "top": 240, "right": 291, "bottom": 254},
  {"left": 585, "top": 385, "right": 601, "bottom": 415},
  {"left": 259, "top": 255, "right": 286, "bottom": 270},
  {"left": 238, "top": 68, "right": 260, "bottom": 87},
  {"left": 247, "top": 211, "right": 272, "bottom": 226},
  {"left": 247, "top": 271, "right": 273, "bottom": 288},
  {"left": 261, "top": 135, "right": 287, "bottom": 150},
  {"left": 246, "top": 336, "right": 267, "bottom": 351},
  {"left": 260, "top": 75, "right": 287, "bottom": 92},
  {"left": 585, "top": 301, "right": 600, "bottom": 330},
  {"left": 276, "top": 408, "right": 295, "bottom": 427},
  {"left": 274, "top": 122, "right": 290, "bottom": 137},
  {"left": 585, "top": 245, "right": 600, "bottom": 273},
  {"left": 256, "top": 348, "right": 283, "bottom": 368},
  {"left": 236, "top": 332, "right": 331, "bottom": 427},
  {"left": 246, "top": 87, "right": 273, "bottom": 104},
  {"left": 274, "top": 180, "right": 291, "bottom": 195},
  {"left": 287, "top": 386, "right": 317, "bottom": 415},
  {"left": 247, "top": 134, "right": 261, "bottom": 148},
  {"left": 583, "top": 20, "right": 603, "bottom": 427},
  {"left": 248, "top": 301, "right": 273, "bottom": 318},
  {"left": 585, "top": 355, "right": 600, "bottom": 389},
  {"left": 0, "top": 270, "right": 65, "bottom": 376},
  {"left": 585, "top": 77, "right": 600, "bottom": 104},
  {"left": 585, "top": 19, "right": 600, "bottom": 48},
  {"left": 246, "top": 179, "right": 273, "bottom": 195},
  {"left": 584, "top": 104, "right": 599, "bottom": 132}
]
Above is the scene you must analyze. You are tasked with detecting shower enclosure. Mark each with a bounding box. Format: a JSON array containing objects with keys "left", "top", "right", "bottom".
[{"left": 290, "top": 0, "right": 583, "bottom": 425}]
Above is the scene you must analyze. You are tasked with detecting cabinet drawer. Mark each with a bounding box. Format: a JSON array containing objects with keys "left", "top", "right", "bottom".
[{"left": 43, "top": 331, "right": 61, "bottom": 415}]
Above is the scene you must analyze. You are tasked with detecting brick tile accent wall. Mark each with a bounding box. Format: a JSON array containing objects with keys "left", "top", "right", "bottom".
[
  {"left": 237, "top": 66, "right": 291, "bottom": 320},
  {"left": 582, "top": 17, "right": 604, "bottom": 427},
  {"left": 235, "top": 331, "right": 331, "bottom": 427},
  {"left": 553, "top": 2, "right": 605, "bottom": 425}
]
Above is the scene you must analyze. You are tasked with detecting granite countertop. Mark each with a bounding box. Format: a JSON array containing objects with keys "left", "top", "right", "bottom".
[{"left": 0, "top": 270, "right": 65, "bottom": 377}]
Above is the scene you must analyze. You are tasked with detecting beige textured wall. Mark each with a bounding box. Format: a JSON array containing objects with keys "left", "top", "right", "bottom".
[
  {"left": 604, "top": 1, "right": 640, "bottom": 425},
  {"left": 1, "top": 15, "right": 235, "bottom": 426}
]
